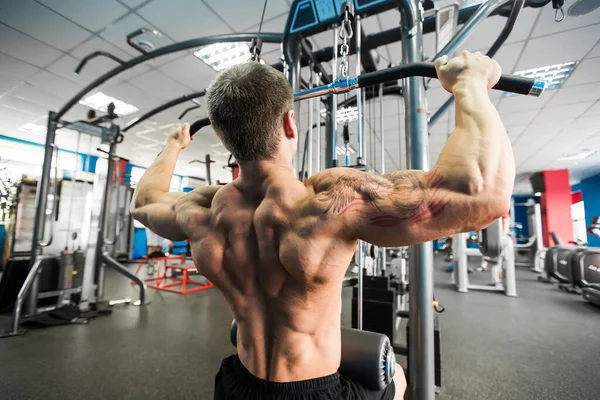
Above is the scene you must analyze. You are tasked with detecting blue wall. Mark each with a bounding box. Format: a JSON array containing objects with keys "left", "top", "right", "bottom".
[
  {"left": 578, "top": 173, "right": 600, "bottom": 247},
  {"left": 512, "top": 194, "right": 538, "bottom": 241}
]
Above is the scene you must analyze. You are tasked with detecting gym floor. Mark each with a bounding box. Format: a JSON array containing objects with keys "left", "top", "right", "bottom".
[{"left": 1, "top": 256, "right": 600, "bottom": 400}]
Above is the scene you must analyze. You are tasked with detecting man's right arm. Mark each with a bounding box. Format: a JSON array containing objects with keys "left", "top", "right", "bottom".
[{"left": 309, "top": 51, "right": 515, "bottom": 247}]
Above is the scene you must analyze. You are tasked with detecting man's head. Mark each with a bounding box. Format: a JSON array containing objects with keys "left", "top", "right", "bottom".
[{"left": 206, "top": 62, "right": 296, "bottom": 164}]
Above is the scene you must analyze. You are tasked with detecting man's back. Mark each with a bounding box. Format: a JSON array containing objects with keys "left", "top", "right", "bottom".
[
  {"left": 130, "top": 53, "right": 514, "bottom": 399},
  {"left": 190, "top": 170, "right": 356, "bottom": 382}
]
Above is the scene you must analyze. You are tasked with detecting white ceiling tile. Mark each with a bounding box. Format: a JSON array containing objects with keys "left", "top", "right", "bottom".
[
  {"left": 158, "top": 55, "right": 217, "bottom": 90},
  {"left": 118, "top": 0, "right": 147, "bottom": 8},
  {"left": 205, "top": 0, "right": 289, "bottom": 29},
  {"left": 38, "top": 0, "right": 130, "bottom": 32},
  {"left": 498, "top": 93, "right": 544, "bottom": 113},
  {"left": 26, "top": 70, "right": 84, "bottom": 101},
  {"left": 501, "top": 109, "right": 537, "bottom": 126},
  {"left": 534, "top": 102, "right": 593, "bottom": 123},
  {"left": 588, "top": 42, "right": 600, "bottom": 58},
  {"left": 104, "top": 81, "right": 163, "bottom": 110},
  {"left": 523, "top": 121, "right": 571, "bottom": 137},
  {"left": 0, "top": 0, "right": 91, "bottom": 52},
  {"left": 0, "top": 105, "right": 39, "bottom": 126},
  {"left": 493, "top": 41, "right": 525, "bottom": 74},
  {"left": 531, "top": 5, "right": 600, "bottom": 38},
  {"left": 0, "top": 95, "right": 49, "bottom": 117},
  {"left": 100, "top": 13, "right": 170, "bottom": 56},
  {"left": 129, "top": 70, "right": 194, "bottom": 99},
  {"left": 9, "top": 83, "right": 65, "bottom": 110},
  {"left": 545, "top": 81, "right": 600, "bottom": 107},
  {"left": 563, "top": 57, "right": 600, "bottom": 87},
  {"left": 241, "top": 11, "right": 290, "bottom": 33},
  {"left": 0, "top": 74, "right": 20, "bottom": 94},
  {"left": 0, "top": 52, "right": 39, "bottom": 80},
  {"left": 515, "top": 25, "right": 600, "bottom": 72},
  {"left": 584, "top": 100, "right": 600, "bottom": 116},
  {"left": 0, "top": 24, "right": 63, "bottom": 67},
  {"left": 137, "top": 0, "right": 230, "bottom": 42},
  {"left": 569, "top": 115, "right": 600, "bottom": 129},
  {"left": 506, "top": 124, "right": 528, "bottom": 136}
]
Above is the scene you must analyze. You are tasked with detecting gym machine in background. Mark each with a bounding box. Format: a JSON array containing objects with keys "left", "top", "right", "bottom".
[
  {"left": 1, "top": 107, "right": 149, "bottom": 338},
  {"left": 513, "top": 198, "right": 545, "bottom": 270},
  {"left": 452, "top": 218, "right": 517, "bottom": 297}
]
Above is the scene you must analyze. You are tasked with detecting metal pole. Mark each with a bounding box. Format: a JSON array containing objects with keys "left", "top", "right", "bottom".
[
  {"left": 355, "top": 16, "right": 363, "bottom": 164},
  {"left": 308, "top": 62, "right": 314, "bottom": 177},
  {"left": 288, "top": 40, "right": 301, "bottom": 175},
  {"left": 396, "top": 1, "right": 435, "bottom": 398},
  {"left": 331, "top": 26, "right": 339, "bottom": 167},
  {"left": 316, "top": 73, "right": 322, "bottom": 172},
  {"left": 94, "top": 142, "right": 116, "bottom": 302},
  {"left": 10, "top": 256, "right": 52, "bottom": 335},
  {"left": 27, "top": 112, "right": 58, "bottom": 316},
  {"left": 503, "top": 237, "right": 517, "bottom": 297},
  {"left": 379, "top": 83, "right": 386, "bottom": 273},
  {"left": 357, "top": 240, "right": 364, "bottom": 330},
  {"left": 455, "top": 232, "right": 469, "bottom": 293}
]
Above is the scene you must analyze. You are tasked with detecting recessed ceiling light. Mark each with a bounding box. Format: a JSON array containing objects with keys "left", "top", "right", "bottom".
[
  {"left": 505, "top": 62, "right": 576, "bottom": 97},
  {"left": 194, "top": 43, "right": 251, "bottom": 72},
  {"left": 320, "top": 106, "right": 359, "bottom": 123},
  {"left": 79, "top": 92, "right": 139, "bottom": 116},
  {"left": 556, "top": 149, "right": 596, "bottom": 161},
  {"left": 534, "top": 192, "right": 542, "bottom": 197}
]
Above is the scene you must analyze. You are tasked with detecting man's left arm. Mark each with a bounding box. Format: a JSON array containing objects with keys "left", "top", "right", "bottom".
[{"left": 129, "top": 123, "right": 220, "bottom": 240}]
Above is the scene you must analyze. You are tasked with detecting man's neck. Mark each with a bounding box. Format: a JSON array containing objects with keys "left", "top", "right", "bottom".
[{"left": 236, "top": 158, "right": 296, "bottom": 189}]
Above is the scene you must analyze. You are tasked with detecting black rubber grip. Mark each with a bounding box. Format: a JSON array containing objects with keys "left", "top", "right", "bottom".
[
  {"left": 357, "top": 62, "right": 535, "bottom": 95},
  {"left": 190, "top": 117, "right": 211, "bottom": 137}
]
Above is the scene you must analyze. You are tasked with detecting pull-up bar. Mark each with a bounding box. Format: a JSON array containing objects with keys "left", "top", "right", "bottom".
[{"left": 294, "top": 62, "right": 545, "bottom": 101}]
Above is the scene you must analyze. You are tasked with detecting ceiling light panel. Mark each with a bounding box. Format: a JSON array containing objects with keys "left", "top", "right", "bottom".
[
  {"left": 79, "top": 92, "right": 139, "bottom": 116},
  {"left": 194, "top": 43, "right": 251, "bottom": 71}
]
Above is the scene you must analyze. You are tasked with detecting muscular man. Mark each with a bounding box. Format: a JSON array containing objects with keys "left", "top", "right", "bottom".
[{"left": 130, "top": 51, "right": 513, "bottom": 399}]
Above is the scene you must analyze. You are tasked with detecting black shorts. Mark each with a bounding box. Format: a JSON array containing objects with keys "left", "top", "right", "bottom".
[{"left": 214, "top": 354, "right": 396, "bottom": 400}]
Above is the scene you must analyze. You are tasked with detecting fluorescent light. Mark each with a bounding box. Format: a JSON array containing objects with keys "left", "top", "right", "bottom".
[
  {"left": 320, "top": 106, "right": 359, "bottom": 123},
  {"left": 194, "top": 43, "right": 251, "bottom": 71},
  {"left": 336, "top": 145, "right": 356, "bottom": 156},
  {"left": 557, "top": 149, "right": 596, "bottom": 161},
  {"left": 534, "top": 192, "right": 542, "bottom": 197},
  {"left": 505, "top": 62, "right": 576, "bottom": 97},
  {"left": 79, "top": 92, "right": 139, "bottom": 116}
]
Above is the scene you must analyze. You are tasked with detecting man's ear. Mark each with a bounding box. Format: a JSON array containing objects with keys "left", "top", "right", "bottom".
[{"left": 283, "top": 110, "right": 297, "bottom": 139}]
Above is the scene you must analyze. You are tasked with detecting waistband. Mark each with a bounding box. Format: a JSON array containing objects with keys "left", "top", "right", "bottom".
[{"left": 231, "top": 355, "right": 341, "bottom": 394}]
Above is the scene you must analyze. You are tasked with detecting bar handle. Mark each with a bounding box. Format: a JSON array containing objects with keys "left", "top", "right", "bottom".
[
  {"left": 189, "top": 117, "right": 211, "bottom": 137},
  {"left": 357, "top": 62, "right": 545, "bottom": 96},
  {"left": 38, "top": 144, "right": 59, "bottom": 248}
]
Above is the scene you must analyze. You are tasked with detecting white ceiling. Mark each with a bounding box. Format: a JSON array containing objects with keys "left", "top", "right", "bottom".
[{"left": 0, "top": 0, "right": 599, "bottom": 191}]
